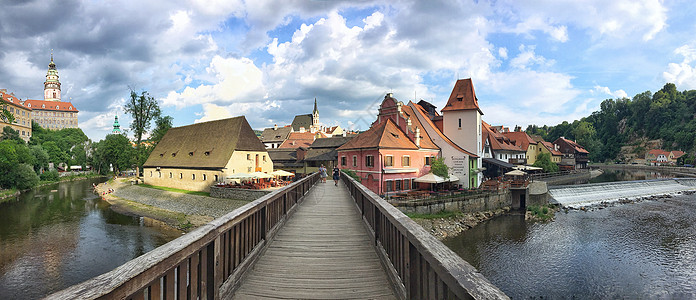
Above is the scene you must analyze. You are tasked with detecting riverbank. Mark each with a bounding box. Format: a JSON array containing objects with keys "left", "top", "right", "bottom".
[
  {"left": 0, "top": 173, "right": 104, "bottom": 203},
  {"left": 95, "top": 178, "right": 251, "bottom": 232},
  {"left": 409, "top": 207, "right": 511, "bottom": 240}
]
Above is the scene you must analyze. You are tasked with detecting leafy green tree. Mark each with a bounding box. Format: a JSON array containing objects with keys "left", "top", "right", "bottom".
[
  {"left": 1, "top": 106, "right": 14, "bottom": 123},
  {"left": 43, "top": 141, "right": 67, "bottom": 165},
  {"left": 96, "top": 134, "right": 134, "bottom": 175},
  {"left": 0, "top": 140, "right": 18, "bottom": 188},
  {"left": 15, "top": 163, "right": 39, "bottom": 190},
  {"left": 430, "top": 157, "right": 449, "bottom": 179},
  {"left": 1, "top": 126, "right": 23, "bottom": 143},
  {"left": 151, "top": 115, "right": 173, "bottom": 146},
  {"left": 533, "top": 152, "right": 559, "bottom": 173},
  {"left": 31, "top": 145, "right": 50, "bottom": 173},
  {"left": 125, "top": 89, "right": 161, "bottom": 177}
]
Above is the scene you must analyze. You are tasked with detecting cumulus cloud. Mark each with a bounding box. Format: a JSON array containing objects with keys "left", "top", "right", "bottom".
[
  {"left": 509, "top": 45, "right": 554, "bottom": 69},
  {"left": 592, "top": 85, "right": 628, "bottom": 99},
  {"left": 663, "top": 45, "right": 696, "bottom": 89}
]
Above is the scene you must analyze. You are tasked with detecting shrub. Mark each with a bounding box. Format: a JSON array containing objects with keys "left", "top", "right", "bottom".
[
  {"left": 341, "top": 169, "right": 361, "bottom": 182},
  {"left": 40, "top": 170, "right": 60, "bottom": 181},
  {"left": 16, "top": 163, "right": 39, "bottom": 190}
]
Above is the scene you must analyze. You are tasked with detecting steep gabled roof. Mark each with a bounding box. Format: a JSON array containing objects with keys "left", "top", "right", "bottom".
[
  {"left": 555, "top": 137, "right": 589, "bottom": 154},
  {"left": 338, "top": 118, "right": 419, "bottom": 151},
  {"left": 291, "top": 114, "right": 313, "bottom": 131},
  {"left": 482, "top": 121, "right": 525, "bottom": 153},
  {"left": 671, "top": 150, "right": 686, "bottom": 158},
  {"left": 309, "top": 136, "right": 353, "bottom": 148},
  {"left": 260, "top": 126, "right": 292, "bottom": 143},
  {"left": 503, "top": 131, "right": 537, "bottom": 151},
  {"left": 441, "top": 78, "right": 483, "bottom": 114},
  {"left": 399, "top": 104, "right": 439, "bottom": 150},
  {"left": 540, "top": 141, "right": 563, "bottom": 156},
  {"left": 0, "top": 90, "right": 32, "bottom": 111},
  {"left": 410, "top": 101, "right": 477, "bottom": 157},
  {"left": 143, "top": 116, "right": 265, "bottom": 169}
]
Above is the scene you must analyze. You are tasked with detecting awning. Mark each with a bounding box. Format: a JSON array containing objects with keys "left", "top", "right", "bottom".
[
  {"left": 383, "top": 168, "right": 419, "bottom": 174},
  {"left": 414, "top": 173, "right": 446, "bottom": 183},
  {"left": 482, "top": 157, "right": 514, "bottom": 169},
  {"left": 448, "top": 174, "right": 460, "bottom": 182}
]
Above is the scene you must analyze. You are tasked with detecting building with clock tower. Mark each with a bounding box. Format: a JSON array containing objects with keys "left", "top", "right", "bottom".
[{"left": 24, "top": 54, "right": 79, "bottom": 130}]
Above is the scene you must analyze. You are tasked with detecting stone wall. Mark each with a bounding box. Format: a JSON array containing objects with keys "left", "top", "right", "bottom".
[
  {"left": 527, "top": 181, "right": 549, "bottom": 206},
  {"left": 540, "top": 171, "right": 591, "bottom": 186},
  {"left": 392, "top": 190, "right": 511, "bottom": 215},
  {"left": 210, "top": 186, "right": 271, "bottom": 201}
]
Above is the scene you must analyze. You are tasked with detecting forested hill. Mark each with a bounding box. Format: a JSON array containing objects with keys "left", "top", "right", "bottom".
[{"left": 526, "top": 83, "right": 696, "bottom": 163}]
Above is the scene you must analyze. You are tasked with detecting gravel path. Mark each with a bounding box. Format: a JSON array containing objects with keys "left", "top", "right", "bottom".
[{"left": 107, "top": 181, "right": 250, "bottom": 218}]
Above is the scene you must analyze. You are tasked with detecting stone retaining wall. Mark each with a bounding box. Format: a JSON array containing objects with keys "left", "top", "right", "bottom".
[
  {"left": 209, "top": 186, "right": 271, "bottom": 201},
  {"left": 392, "top": 190, "right": 511, "bottom": 215},
  {"left": 539, "top": 171, "right": 591, "bottom": 186}
]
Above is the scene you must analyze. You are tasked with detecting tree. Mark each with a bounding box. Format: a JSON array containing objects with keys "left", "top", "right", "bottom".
[
  {"left": 95, "top": 134, "right": 134, "bottom": 175},
  {"left": 533, "top": 152, "right": 559, "bottom": 173},
  {"left": 31, "top": 145, "right": 50, "bottom": 173},
  {"left": 0, "top": 140, "right": 18, "bottom": 188},
  {"left": 43, "top": 141, "right": 67, "bottom": 165},
  {"left": 124, "top": 89, "right": 161, "bottom": 177},
  {"left": 1, "top": 126, "right": 22, "bottom": 143},
  {"left": 150, "top": 115, "right": 173, "bottom": 146},
  {"left": 1, "top": 106, "right": 14, "bottom": 124},
  {"left": 430, "top": 157, "right": 449, "bottom": 179},
  {"left": 15, "top": 163, "right": 39, "bottom": 190}
]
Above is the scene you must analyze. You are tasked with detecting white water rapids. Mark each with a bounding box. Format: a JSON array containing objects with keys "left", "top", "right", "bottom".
[{"left": 549, "top": 178, "right": 696, "bottom": 208}]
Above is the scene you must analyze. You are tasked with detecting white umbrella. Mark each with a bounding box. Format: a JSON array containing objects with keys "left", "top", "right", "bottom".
[
  {"left": 504, "top": 169, "right": 527, "bottom": 176},
  {"left": 251, "top": 171, "right": 273, "bottom": 179},
  {"left": 414, "top": 173, "right": 446, "bottom": 183},
  {"left": 226, "top": 173, "right": 253, "bottom": 179},
  {"left": 448, "top": 174, "right": 460, "bottom": 182},
  {"left": 271, "top": 170, "right": 295, "bottom": 176}
]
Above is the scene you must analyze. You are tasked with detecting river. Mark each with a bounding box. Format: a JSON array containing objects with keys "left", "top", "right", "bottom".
[
  {"left": 0, "top": 178, "right": 182, "bottom": 299},
  {"left": 445, "top": 168, "right": 696, "bottom": 298}
]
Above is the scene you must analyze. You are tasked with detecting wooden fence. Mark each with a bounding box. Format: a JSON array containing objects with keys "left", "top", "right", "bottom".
[
  {"left": 47, "top": 172, "right": 319, "bottom": 300},
  {"left": 342, "top": 172, "right": 509, "bottom": 300}
]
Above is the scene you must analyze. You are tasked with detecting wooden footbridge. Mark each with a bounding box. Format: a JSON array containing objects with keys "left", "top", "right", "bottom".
[{"left": 48, "top": 173, "right": 508, "bottom": 300}]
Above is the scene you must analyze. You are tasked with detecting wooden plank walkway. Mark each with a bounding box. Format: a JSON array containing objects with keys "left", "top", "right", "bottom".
[{"left": 232, "top": 180, "right": 397, "bottom": 299}]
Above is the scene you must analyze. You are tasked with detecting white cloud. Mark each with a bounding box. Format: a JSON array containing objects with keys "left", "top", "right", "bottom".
[
  {"left": 162, "top": 55, "right": 265, "bottom": 109},
  {"left": 498, "top": 47, "right": 508, "bottom": 59},
  {"left": 663, "top": 45, "right": 696, "bottom": 89},
  {"left": 591, "top": 85, "right": 628, "bottom": 98},
  {"left": 509, "top": 45, "right": 554, "bottom": 69}
]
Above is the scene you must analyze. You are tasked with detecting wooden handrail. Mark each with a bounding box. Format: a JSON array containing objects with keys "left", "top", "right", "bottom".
[
  {"left": 341, "top": 173, "right": 509, "bottom": 300},
  {"left": 46, "top": 172, "right": 320, "bottom": 300}
]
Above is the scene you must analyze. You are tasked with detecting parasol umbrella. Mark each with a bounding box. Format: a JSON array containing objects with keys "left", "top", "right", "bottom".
[
  {"left": 271, "top": 170, "right": 295, "bottom": 176},
  {"left": 504, "top": 169, "right": 527, "bottom": 176}
]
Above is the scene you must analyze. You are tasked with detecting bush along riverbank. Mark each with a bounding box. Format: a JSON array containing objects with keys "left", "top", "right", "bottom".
[
  {"left": 407, "top": 208, "right": 510, "bottom": 240},
  {"left": 1, "top": 172, "right": 104, "bottom": 203},
  {"left": 525, "top": 204, "right": 557, "bottom": 222}
]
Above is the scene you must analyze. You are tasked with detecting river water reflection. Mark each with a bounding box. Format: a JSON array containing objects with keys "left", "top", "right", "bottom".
[
  {"left": 445, "top": 192, "right": 696, "bottom": 298},
  {"left": 0, "top": 178, "right": 182, "bottom": 299}
]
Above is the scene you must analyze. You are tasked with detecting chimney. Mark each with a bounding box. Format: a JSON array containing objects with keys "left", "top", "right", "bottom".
[
  {"left": 310, "top": 126, "right": 316, "bottom": 133},
  {"left": 299, "top": 127, "right": 305, "bottom": 133},
  {"left": 385, "top": 93, "right": 393, "bottom": 99},
  {"left": 415, "top": 127, "right": 421, "bottom": 147},
  {"left": 274, "top": 124, "right": 278, "bottom": 130}
]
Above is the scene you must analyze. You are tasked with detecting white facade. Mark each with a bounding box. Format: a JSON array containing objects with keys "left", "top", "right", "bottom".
[{"left": 442, "top": 109, "right": 483, "bottom": 186}]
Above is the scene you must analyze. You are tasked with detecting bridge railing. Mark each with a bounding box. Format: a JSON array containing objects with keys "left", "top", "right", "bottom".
[
  {"left": 47, "top": 172, "right": 320, "bottom": 300},
  {"left": 341, "top": 173, "right": 509, "bottom": 300}
]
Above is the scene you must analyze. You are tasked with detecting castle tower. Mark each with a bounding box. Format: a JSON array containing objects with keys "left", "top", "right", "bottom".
[
  {"left": 44, "top": 52, "right": 61, "bottom": 101},
  {"left": 112, "top": 115, "right": 122, "bottom": 134}
]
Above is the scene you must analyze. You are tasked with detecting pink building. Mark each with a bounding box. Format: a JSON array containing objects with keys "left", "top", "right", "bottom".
[{"left": 337, "top": 94, "right": 440, "bottom": 196}]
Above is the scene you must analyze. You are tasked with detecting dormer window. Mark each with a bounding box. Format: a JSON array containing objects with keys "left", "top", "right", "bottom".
[
  {"left": 189, "top": 152, "right": 194, "bottom": 156},
  {"left": 204, "top": 151, "right": 210, "bottom": 156},
  {"left": 56, "top": 105, "right": 59, "bottom": 109},
  {"left": 159, "top": 153, "right": 164, "bottom": 157},
  {"left": 42, "top": 104, "right": 45, "bottom": 108}
]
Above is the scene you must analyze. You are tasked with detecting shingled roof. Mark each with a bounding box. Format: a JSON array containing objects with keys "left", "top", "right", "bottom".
[
  {"left": 441, "top": 78, "right": 483, "bottom": 114},
  {"left": 503, "top": 131, "right": 537, "bottom": 151},
  {"left": 337, "top": 118, "right": 419, "bottom": 151},
  {"left": 260, "top": 126, "right": 292, "bottom": 143},
  {"left": 143, "top": 116, "right": 266, "bottom": 169},
  {"left": 291, "top": 114, "right": 313, "bottom": 131}
]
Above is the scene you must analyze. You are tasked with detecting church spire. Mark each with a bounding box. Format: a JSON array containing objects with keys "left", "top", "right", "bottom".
[
  {"left": 313, "top": 97, "right": 318, "bottom": 114},
  {"left": 112, "top": 115, "right": 122, "bottom": 134},
  {"left": 312, "top": 98, "right": 319, "bottom": 128}
]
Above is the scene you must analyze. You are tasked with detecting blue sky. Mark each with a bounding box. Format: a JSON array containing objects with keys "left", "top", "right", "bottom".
[{"left": 1, "top": 0, "right": 695, "bottom": 141}]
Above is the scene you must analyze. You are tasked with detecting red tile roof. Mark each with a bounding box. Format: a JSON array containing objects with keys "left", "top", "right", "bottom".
[
  {"left": 23, "top": 99, "right": 79, "bottom": 112},
  {"left": 337, "top": 118, "right": 419, "bottom": 151},
  {"left": 399, "top": 104, "right": 439, "bottom": 150},
  {"left": 670, "top": 150, "right": 685, "bottom": 158},
  {"left": 279, "top": 131, "right": 327, "bottom": 149},
  {"left": 0, "top": 90, "right": 32, "bottom": 110},
  {"left": 556, "top": 137, "right": 589, "bottom": 154},
  {"left": 441, "top": 78, "right": 483, "bottom": 114},
  {"left": 482, "top": 121, "right": 524, "bottom": 152},
  {"left": 540, "top": 141, "right": 563, "bottom": 156},
  {"left": 503, "top": 131, "right": 537, "bottom": 151}
]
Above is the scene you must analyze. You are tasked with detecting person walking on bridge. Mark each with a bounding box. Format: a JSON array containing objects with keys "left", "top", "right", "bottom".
[
  {"left": 319, "top": 165, "right": 328, "bottom": 183},
  {"left": 332, "top": 166, "right": 340, "bottom": 186}
]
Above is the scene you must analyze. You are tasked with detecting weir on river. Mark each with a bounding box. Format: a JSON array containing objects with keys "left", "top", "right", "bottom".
[{"left": 549, "top": 178, "right": 696, "bottom": 207}]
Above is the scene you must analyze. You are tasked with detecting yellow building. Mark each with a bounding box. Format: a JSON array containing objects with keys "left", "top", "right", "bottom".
[
  {"left": 538, "top": 141, "right": 563, "bottom": 164},
  {"left": 0, "top": 89, "right": 33, "bottom": 142},
  {"left": 143, "top": 116, "right": 273, "bottom": 192}
]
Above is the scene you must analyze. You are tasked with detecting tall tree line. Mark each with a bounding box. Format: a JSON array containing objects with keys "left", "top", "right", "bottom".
[{"left": 527, "top": 83, "right": 696, "bottom": 163}]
